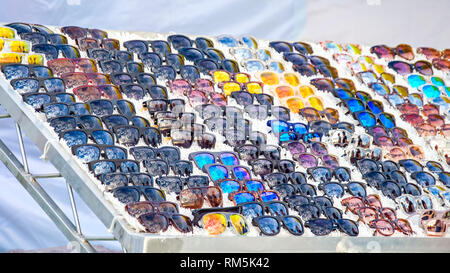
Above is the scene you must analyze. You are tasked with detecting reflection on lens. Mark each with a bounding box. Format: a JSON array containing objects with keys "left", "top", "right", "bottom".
[
  {"left": 230, "top": 214, "right": 248, "bottom": 235},
  {"left": 203, "top": 213, "right": 227, "bottom": 235}
]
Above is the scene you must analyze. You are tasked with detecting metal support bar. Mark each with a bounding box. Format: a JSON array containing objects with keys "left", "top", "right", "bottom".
[
  {"left": 32, "top": 173, "right": 62, "bottom": 179},
  {"left": 0, "top": 138, "right": 97, "bottom": 253},
  {"left": 66, "top": 182, "right": 83, "bottom": 235},
  {"left": 0, "top": 114, "right": 11, "bottom": 119},
  {"left": 85, "top": 236, "right": 116, "bottom": 241},
  {"left": 15, "top": 123, "right": 29, "bottom": 173}
]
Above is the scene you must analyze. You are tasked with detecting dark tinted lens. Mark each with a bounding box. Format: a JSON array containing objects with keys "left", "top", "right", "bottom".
[
  {"left": 130, "top": 174, "right": 153, "bottom": 187},
  {"left": 255, "top": 216, "right": 280, "bottom": 235},
  {"left": 156, "top": 176, "right": 183, "bottom": 193},
  {"left": 267, "top": 202, "right": 288, "bottom": 216},
  {"left": 265, "top": 173, "right": 288, "bottom": 188},
  {"left": 380, "top": 181, "right": 402, "bottom": 199},
  {"left": 305, "top": 219, "right": 334, "bottom": 236},
  {"left": 321, "top": 183, "right": 344, "bottom": 198},
  {"left": 310, "top": 167, "right": 332, "bottom": 183},
  {"left": 144, "top": 160, "right": 169, "bottom": 176},
  {"left": 336, "top": 219, "right": 359, "bottom": 236},
  {"left": 142, "top": 187, "right": 166, "bottom": 202},
  {"left": 283, "top": 216, "right": 304, "bottom": 235},
  {"left": 92, "top": 160, "right": 116, "bottom": 176},
  {"left": 63, "top": 131, "right": 88, "bottom": 149},
  {"left": 241, "top": 203, "right": 264, "bottom": 218},
  {"left": 102, "top": 173, "right": 128, "bottom": 191},
  {"left": 113, "top": 186, "right": 140, "bottom": 204},
  {"left": 138, "top": 213, "right": 168, "bottom": 233},
  {"left": 75, "top": 144, "right": 100, "bottom": 163},
  {"left": 91, "top": 130, "right": 114, "bottom": 145}
]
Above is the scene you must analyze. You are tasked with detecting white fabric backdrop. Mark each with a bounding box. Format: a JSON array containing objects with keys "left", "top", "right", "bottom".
[{"left": 0, "top": 0, "right": 448, "bottom": 252}]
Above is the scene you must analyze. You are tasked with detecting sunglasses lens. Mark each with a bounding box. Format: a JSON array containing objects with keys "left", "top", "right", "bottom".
[
  {"left": 336, "top": 219, "right": 359, "bottom": 236},
  {"left": 207, "top": 165, "right": 228, "bottom": 182},
  {"left": 193, "top": 153, "right": 215, "bottom": 170},
  {"left": 400, "top": 159, "right": 423, "bottom": 173},
  {"left": 380, "top": 181, "right": 402, "bottom": 199},
  {"left": 92, "top": 161, "right": 116, "bottom": 176},
  {"left": 305, "top": 219, "right": 334, "bottom": 236},
  {"left": 219, "top": 180, "right": 241, "bottom": 194},
  {"left": 264, "top": 202, "right": 286, "bottom": 216},
  {"left": 322, "top": 183, "right": 344, "bottom": 198},
  {"left": 245, "top": 180, "right": 264, "bottom": 192},
  {"left": 129, "top": 174, "right": 153, "bottom": 187},
  {"left": 241, "top": 203, "right": 264, "bottom": 218},
  {"left": 335, "top": 167, "right": 351, "bottom": 182},
  {"left": 139, "top": 188, "right": 164, "bottom": 203},
  {"left": 311, "top": 167, "right": 332, "bottom": 183},
  {"left": 12, "top": 78, "right": 39, "bottom": 93},
  {"left": 357, "top": 112, "right": 377, "bottom": 128},
  {"left": 259, "top": 191, "right": 279, "bottom": 202},
  {"left": 75, "top": 145, "right": 100, "bottom": 163},
  {"left": 285, "top": 142, "right": 306, "bottom": 156},
  {"left": 231, "top": 166, "right": 250, "bottom": 180},
  {"left": 414, "top": 172, "right": 436, "bottom": 187},
  {"left": 235, "top": 145, "right": 259, "bottom": 161},
  {"left": 257, "top": 217, "right": 280, "bottom": 235},
  {"left": 62, "top": 130, "right": 87, "bottom": 148},
  {"left": 139, "top": 213, "right": 168, "bottom": 233},
  {"left": 172, "top": 215, "right": 193, "bottom": 233},
  {"left": 228, "top": 214, "right": 248, "bottom": 235},
  {"left": 179, "top": 188, "right": 203, "bottom": 209},
  {"left": 125, "top": 202, "right": 154, "bottom": 217},
  {"left": 113, "top": 187, "right": 140, "bottom": 204},
  {"left": 202, "top": 213, "right": 227, "bottom": 235},
  {"left": 294, "top": 154, "right": 318, "bottom": 168},
  {"left": 372, "top": 220, "right": 395, "bottom": 236}
]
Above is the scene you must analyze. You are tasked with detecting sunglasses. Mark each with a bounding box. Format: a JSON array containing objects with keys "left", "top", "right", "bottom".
[
  {"left": 388, "top": 60, "right": 433, "bottom": 76},
  {"left": 189, "top": 151, "right": 240, "bottom": 170},
  {"left": 317, "top": 182, "right": 367, "bottom": 199},
  {"left": 10, "top": 77, "right": 65, "bottom": 94},
  {"left": 370, "top": 44, "right": 415, "bottom": 61},
  {"left": 419, "top": 209, "right": 450, "bottom": 237},
  {"left": 308, "top": 120, "right": 354, "bottom": 136},
  {"left": 32, "top": 43, "right": 80, "bottom": 60},
  {"left": 243, "top": 104, "right": 291, "bottom": 121},
  {"left": 87, "top": 159, "right": 140, "bottom": 177},
  {"left": 278, "top": 132, "right": 323, "bottom": 146},
  {"left": 248, "top": 158, "right": 296, "bottom": 177},
  {"left": 396, "top": 194, "right": 434, "bottom": 215},
  {"left": 112, "top": 125, "right": 162, "bottom": 147},
  {"left": 177, "top": 186, "right": 223, "bottom": 209},
  {"left": 228, "top": 189, "right": 281, "bottom": 206},
  {"left": 228, "top": 91, "right": 274, "bottom": 107},
  {"left": 306, "top": 166, "right": 352, "bottom": 183},
  {"left": 167, "top": 126, "right": 215, "bottom": 148},
  {"left": 61, "top": 26, "right": 107, "bottom": 41},
  {"left": 101, "top": 173, "right": 154, "bottom": 191},
  {"left": 304, "top": 218, "right": 359, "bottom": 236},
  {"left": 129, "top": 146, "right": 181, "bottom": 163},
  {"left": 199, "top": 212, "right": 248, "bottom": 235},
  {"left": 201, "top": 163, "right": 252, "bottom": 183},
  {"left": 298, "top": 107, "right": 340, "bottom": 124},
  {"left": 141, "top": 159, "right": 191, "bottom": 178},
  {"left": 88, "top": 99, "right": 136, "bottom": 117},
  {"left": 262, "top": 172, "right": 307, "bottom": 188},
  {"left": 367, "top": 218, "right": 414, "bottom": 236},
  {"left": 252, "top": 215, "right": 304, "bottom": 236},
  {"left": 109, "top": 72, "right": 156, "bottom": 86},
  {"left": 71, "top": 143, "right": 127, "bottom": 163},
  {"left": 233, "top": 144, "right": 281, "bottom": 162},
  {"left": 125, "top": 200, "right": 178, "bottom": 218},
  {"left": 61, "top": 72, "right": 110, "bottom": 89},
  {"left": 43, "top": 102, "right": 90, "bottom": 118},
  {"left": 2, "top": 63, "right": 53, "bottom": 80},
  {"left": 267, "top": 120, "right": 309, "bottom": 136},
  {"left": 137, "top": 212, "right": 193, "bottom": 234}
]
